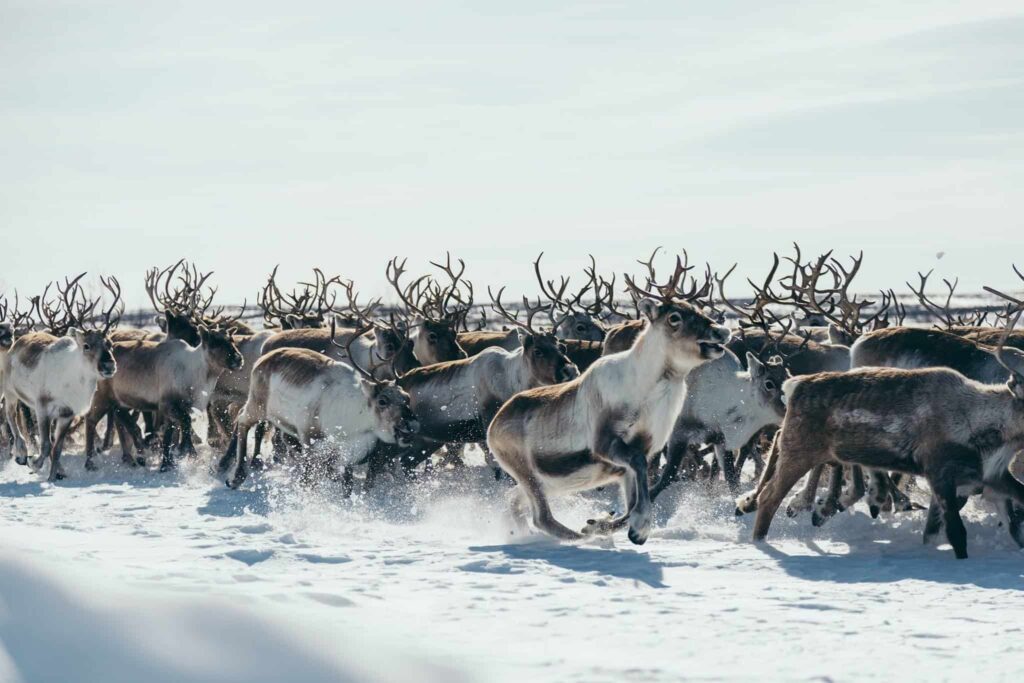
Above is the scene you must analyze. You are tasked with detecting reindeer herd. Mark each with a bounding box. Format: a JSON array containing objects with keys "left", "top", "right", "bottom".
[{"left": 2, "top": 248, "right": 1024, "bottom": 559}]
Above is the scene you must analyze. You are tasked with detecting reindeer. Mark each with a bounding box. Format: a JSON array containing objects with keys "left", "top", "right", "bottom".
[
  {"left": 388, "top": 291, "right": 580, "bottom": 472},
  {"left": 2, "top": 275, "right": 121, "bottom": 480},
  {"left": 533, "top": 253, "right": 609, "bottom": 342},
  {"left": 651, "top": 320, "right": 794, "bottom": 498},
  {"left": 385, "top": 254, "right": 471, "bottom": 364},
  {"left": 486, "top": 265, "right": 731, "bottom": 543},
  {"left": 220, "top": 318, "right": 420, "bottom": 491},
  {"left": 83, "top": 317, "right": 243, "bottom": 472},
  {"left": 736, "top": 306, "right": 1024, "bottom": 558}
]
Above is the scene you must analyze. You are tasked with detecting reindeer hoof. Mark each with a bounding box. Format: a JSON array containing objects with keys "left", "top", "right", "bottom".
[
  {"left": 84, "top": 459, "right": 99, "bottom": 472},
  {"left": 811, "top": 511, "right": 828, "bottom": 527},
  {"left": 159, "top": 458, "right": 175, "bottom": 473},
  {"left": 869, "top": 505, "right": 881, "bottom": 519},
  {"left": 734, "top": 507, "right": 744, "bottom": 517},
  {"left": 250, "top": 456, "right": 265, "bottom": 472}
]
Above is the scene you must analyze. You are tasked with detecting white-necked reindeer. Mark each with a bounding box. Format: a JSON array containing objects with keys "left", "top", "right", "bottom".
[
  {"left": 651, "top": 349, "right": 789, "bottom": 498},
  {"left": 220, "top": 320, "right": 420, "bottom": 490},
  {"left": 487, "top": 266, "right": 731, "bottom": 544},
  {"left": 3, "top": 275, "right": 121, "bottom": 480}
]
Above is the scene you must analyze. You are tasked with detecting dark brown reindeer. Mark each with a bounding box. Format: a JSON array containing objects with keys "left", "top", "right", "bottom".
[
  {"left": 386, "top": 254, "right": 471, "bottom": 365},
  {"left": 737, "top": 298, "right": 1024, "bottom": 558}
]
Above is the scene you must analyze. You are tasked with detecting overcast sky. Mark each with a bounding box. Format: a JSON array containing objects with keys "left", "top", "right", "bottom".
[{"left": 2, "top": 1, "right": 1023, "bottom": 309}]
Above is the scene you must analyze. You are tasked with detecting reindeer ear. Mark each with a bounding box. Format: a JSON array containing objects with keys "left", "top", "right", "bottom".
[
  {"left": 746, "top": 352, "right": 765, "bottom": 378},
  {"left": 517, "top": 329, "right": 533, "bottom": 348},
  {"left": 67, "top": 327, "right": 84, "bottom": 341},
  {"left": 637, "top": 298, "right": 660, "bottom": 322}
]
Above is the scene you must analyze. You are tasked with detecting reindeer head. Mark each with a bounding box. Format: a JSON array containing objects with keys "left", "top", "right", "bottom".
[
  {"left": 490, "top": 287, "right": 580, "bottom": 384},
  {"left": 70, "top": 328, "right": 117, "bottom": 378},
  {"left": 554, "top": 311, "right": 605, "bottom": 342},
  {"left": 533, "top": 253, "right": 608, "bottom": 342},
  {"left": 638, "top": 298, "right": 731, "bottom": 364},
  {"left": 371, "top": 319, "right": 419, "bottom": 377},
  {"left": 156, "top": 310, "right": 202, "bottom": 347},
  {"left": 199, "top": 326, "right": 244, "bottom": 372},
  {"left": 386, "top": 255, "right": 471, "bottom": 364},
  {"left": 365, "top": 380, "right": 420, "bottom": 446},
  {"left": 521, "top": 331, "right": 580, "bottom": 384},
  {"left": 41, "top": 274, "right": 122, "bottom": 378},
  {"left": 331, "top": 318, "right": 421, "bottom": 445},
  {"left": 746, "top": 352, "right": 789, "bottom": 418}
]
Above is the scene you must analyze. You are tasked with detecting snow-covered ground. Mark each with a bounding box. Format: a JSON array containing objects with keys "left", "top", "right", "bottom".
[{"left": 2, "top": 437, "right": 1023, "bottom": 682}]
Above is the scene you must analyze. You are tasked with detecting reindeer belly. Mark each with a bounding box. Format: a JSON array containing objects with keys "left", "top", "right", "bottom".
[{"left": 534, "top": 449, "right": 625, "bottom": 493}]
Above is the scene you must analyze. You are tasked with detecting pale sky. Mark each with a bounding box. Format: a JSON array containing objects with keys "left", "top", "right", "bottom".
[{"left": 2, "top": 1, "right": 1023, "bottom": 309}]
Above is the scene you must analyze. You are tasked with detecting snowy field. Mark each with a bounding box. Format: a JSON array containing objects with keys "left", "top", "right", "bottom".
[{"left": 2, "top": 432, "right": 1024, "bottom": 683}]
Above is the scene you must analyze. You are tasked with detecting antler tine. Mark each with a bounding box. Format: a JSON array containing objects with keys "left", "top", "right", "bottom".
[
  {"left": 578, "top": 255, "right": 604, "bottom": 315},
  {"left": 429, "top": 252, "right": 472, "bottom": 321},
  {"left": 386, "top": 257, "right": 432, "bottom": 319},
  {"left": 635, "top": 247, "right": 663, "bottom": 288},
  {"left": 98, "top": 275, "right": 123, "bottom": 334},
  {"left": 329, "top": 318, "right": 382, "bottom": 384},
  {"left": 490, "top": 286, "right": 551, "bottom": 334},
  {"left": 714, "top": 264, "right": 754, "bottom": 321},
  {"left": 908, "top": 270, "right": 956, "bottom": 330}
]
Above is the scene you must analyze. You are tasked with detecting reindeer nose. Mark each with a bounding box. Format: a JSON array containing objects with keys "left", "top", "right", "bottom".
[
  {"left": 560, "top": 364, "right": 580, "bottom": 381},
  {"left": 712, "top": 324, "right": 732, "bottom": 344}
]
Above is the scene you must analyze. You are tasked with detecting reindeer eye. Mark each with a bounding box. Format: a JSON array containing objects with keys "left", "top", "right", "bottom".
[
  {"left": 575, "top": 324, "right": 585, "bottom": 332},
  {"left": 667, "top": 313, "right": 682, "bottom": 326},
  {"left": 427, "top": 333, "right": 438, "bottom": 343},
  {"left": 764, "top": 380, "right": 776, "bottom": 391},
  {"left": 83, "top": 343, "right": 91, "bottom": 350},
  {"left": 532, "top": 348, "right": 543, "bottom": 357},
  {"left": 377, "top": 397, "right": 389, "bottom": 407}
]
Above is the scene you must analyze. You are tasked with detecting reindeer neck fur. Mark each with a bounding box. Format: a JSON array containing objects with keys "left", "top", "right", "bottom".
[{"left": 590, "top": 323, "right": 702, "bottom": 454}]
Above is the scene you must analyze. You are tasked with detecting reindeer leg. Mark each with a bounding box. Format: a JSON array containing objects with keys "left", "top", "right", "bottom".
[
  {"left": 753, "top": 437, "right": 821, "bottom": 540},
  {"left": 47, "top": 414, "right": 73, "bottom": 482},
  {"left": 584, "top": 437, "right": 652, "bottom": 544},
  {"left": 786, "top": 463, "right": 823, "bottom": 517},
  {"left": 32, "top": 412, "right": 52, "bottom": 472},
  {"left": 736, "top": 431, "right": 782, "bottom": 515},
  {"left": 714, "top": 442, "right": 740, "bottom": 493},
  {"left": 933, "top": 478, "right": 969, "bottom": 559},
  {"left": 5, "top": 399, "right": 28, "bottom": 466},
  {"left": 650, "top": 434, "right": 690, "bottom": 501},
  {"left": 922, "top": 494, "right": 944, "bottom": 545},
  {"left": 83, "top": 403, "right": 104, "bottom": 471},
  {"left": 812, "top": 464, "right": 846, "bottom": 526},
  {"left": 100, "top": 407, "right": 116, "bottom": 453},
  {"left": 521, "top": 476, "right": 586, "bottom": 541},
  {"left": 837, "top": 465, "right": 866, "bottom": 510}
]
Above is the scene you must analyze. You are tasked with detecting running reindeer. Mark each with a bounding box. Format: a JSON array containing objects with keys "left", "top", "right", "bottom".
[
  {"left": 487, "top": 256, "right": 732, "bottom": 543},
  {"left": 220, "top": 301, "right": 420, "bottom": 491}
]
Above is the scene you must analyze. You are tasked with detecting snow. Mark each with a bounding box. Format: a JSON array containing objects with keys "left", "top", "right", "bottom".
[{"left": 2, "top": 438, "right": 1024, "bottom": 682}]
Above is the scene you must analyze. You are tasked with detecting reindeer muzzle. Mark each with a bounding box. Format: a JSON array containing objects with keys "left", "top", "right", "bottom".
[
  {"left": 698, "top": 324, "right": 731, "bottom": 359},
  {"left": 559, "top": 364, "right": 580, "bottom": 382}
]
